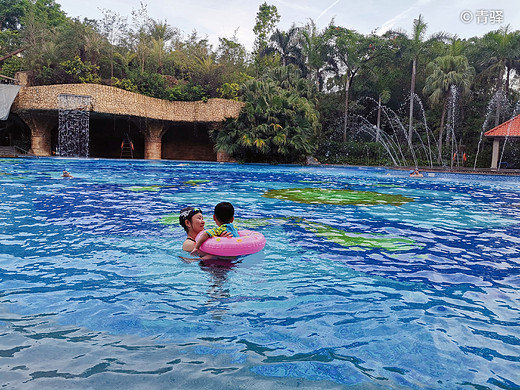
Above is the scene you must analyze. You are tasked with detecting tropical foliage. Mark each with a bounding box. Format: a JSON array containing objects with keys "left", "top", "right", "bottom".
[{"left": 212, "top": 66, "right": 320, "bottom": 163}]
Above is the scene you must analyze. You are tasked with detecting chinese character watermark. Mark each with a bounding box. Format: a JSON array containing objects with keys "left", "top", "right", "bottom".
[{"left": 460, "top": 10, "right": 504, "bottom": 25}]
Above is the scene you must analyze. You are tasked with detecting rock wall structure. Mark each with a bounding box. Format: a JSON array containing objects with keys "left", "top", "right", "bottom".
[{"left": 11, "top": 84, "right": 244, "bottom": 160}]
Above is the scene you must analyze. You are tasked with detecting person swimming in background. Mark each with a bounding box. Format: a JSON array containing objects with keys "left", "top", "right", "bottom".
[
  {"left": 409, "top": 168, "right": 423, "bottom": 177},
  {"left": 191, "top": 202, "right": 239, "bottom": 255},
  {"left": 62, "top": 170, "right": 73, "bottom": 178}
]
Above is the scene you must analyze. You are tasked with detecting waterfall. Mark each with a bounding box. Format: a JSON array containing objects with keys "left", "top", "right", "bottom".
[{"left": 57, "top": 94, "right": 91, "bottom": 157}]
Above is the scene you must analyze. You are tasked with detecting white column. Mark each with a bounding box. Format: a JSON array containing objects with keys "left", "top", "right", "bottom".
[{"left": 491, "top": 138, "right": 500, "bottom": 170}]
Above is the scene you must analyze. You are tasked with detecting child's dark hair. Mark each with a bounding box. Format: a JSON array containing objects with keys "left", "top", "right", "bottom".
[{"left": 214, "top": 202, "right": 234, "bottom": 224}]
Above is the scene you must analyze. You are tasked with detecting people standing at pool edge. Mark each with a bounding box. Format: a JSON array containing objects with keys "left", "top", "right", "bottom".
[
  {"left": 179, "top": 207, "right": 205, "bottom": 252},
  {"left": 191, "top": 202, "right": 240, "bottom": 255}
]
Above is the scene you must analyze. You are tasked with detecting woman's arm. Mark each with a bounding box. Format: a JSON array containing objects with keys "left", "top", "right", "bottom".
[{"left": 190, "top": 231, "right": 210, "bottom": 255}]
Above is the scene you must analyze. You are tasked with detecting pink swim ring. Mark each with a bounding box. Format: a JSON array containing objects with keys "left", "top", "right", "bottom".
[{"left": 197, "top": 229, "right": 266, "bottom": 256}]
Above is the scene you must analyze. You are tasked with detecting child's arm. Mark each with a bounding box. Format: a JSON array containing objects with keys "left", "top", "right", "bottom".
[{"left": 190, "top": 231, "right": 210, "bottom": 255}]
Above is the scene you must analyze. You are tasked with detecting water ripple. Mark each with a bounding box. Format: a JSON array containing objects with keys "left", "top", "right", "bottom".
[{"left": 1, "top": 159, "right": 519, "bottom": 389}]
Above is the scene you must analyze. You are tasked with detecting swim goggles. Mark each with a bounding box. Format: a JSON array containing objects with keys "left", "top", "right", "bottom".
[{"left": 180, "top": 207, "right": 202, "bottom": 220}]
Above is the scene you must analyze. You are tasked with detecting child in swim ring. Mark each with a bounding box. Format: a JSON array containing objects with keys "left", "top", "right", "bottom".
[{"left": 191, "top": 202, "right": 239, "bottom": 255}]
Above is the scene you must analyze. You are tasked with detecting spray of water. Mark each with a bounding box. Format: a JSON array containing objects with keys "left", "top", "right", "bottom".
[
  {"left": 446, "top": 85, "right": 459, "bottom": 169},
  {"left": 353, "top": 95, "right": 438, "bottom": 167}
]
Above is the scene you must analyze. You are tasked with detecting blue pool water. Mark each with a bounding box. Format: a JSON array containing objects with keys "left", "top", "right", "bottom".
[{"left": 1, "top": 158, "right": 519, "bottom": 389}]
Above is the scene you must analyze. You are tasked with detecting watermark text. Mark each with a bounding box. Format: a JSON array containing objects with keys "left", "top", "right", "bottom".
[{"left": 460, "top": 9, "right": 504, "bottom": 25}]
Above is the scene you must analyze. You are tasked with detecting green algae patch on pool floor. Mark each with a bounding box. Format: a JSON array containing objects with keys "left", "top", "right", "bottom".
[
  {"left": 234, "top": 217, "right": 418, "bottom": 252},
  {"left": 158, "top": 213, "right": 417, "bottom": 252},
  {"left": 127, "top": 185, "right": 178, "bottom": 192},
  {"left": 127, "top": 180, "right": 210, "bottom": 192},
  {"left": 301, "top": 220, "right": 416, "bottom": 251},
  {"left": 184, "top": 179, "right": 210, "bottom": 185},
  {"left": 159, "top": 214, "right": 179, "bottom": 225},
  {"left": 263, "top": 188, "right": 413, "bottom": 206}
]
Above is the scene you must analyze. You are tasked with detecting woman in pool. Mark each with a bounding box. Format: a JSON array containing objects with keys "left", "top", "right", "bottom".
[{"left": 179, "top": 207, "right": 205, "bottom": 252}]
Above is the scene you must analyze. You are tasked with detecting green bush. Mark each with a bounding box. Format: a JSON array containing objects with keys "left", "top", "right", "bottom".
[
  {"left": 213, "top": 66, "right": 321, "bottom": 163},
  {"left": 0, "top": 56, "right": 22, "bottom": 78},
  {"left": 129, "top": 71, "right": 169, "bottom": 100},
  {"left": 60, "top": 56, "right": 101, "bottom": 84},
  {"left": 111, "top": 77, "right": 138, "bottom": 93},
  {"left": 168, "top": 83, "right": 207, "bottom": 101},
  {"left": 217, "top": 82, "right": 240, "bottom": 100}
]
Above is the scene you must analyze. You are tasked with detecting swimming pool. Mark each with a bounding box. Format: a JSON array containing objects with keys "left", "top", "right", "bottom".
[{"left": 1, "top": 158, "right": 519, "bottom": 389}]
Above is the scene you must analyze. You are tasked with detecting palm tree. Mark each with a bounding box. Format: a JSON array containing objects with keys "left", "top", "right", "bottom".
[
  {"left": 299, "top": 20, "right": 332, "bottom": 92},
  {"left": 327, "top": 26, "right": 384, "bottom": 141},
  {"left": 407, "top": 15, "right": 428, "bottom": 142},
  {"left": 113, "top": 50, "right": 137, "bottom": 79},
  {"left": 147, "top": 20, "right": 178, "bottom": 74},
  {"left": 363, "top": 33, "right": 400, "bottom": 142},
  {"left": 477, "top": 26, "right": 520, "bottom": 126},
  {"left": 264, "top": 25, "right": 303, "bottom": 68},
  {"left": 423, "top": 55, "right": 474, "bottom": 164}
]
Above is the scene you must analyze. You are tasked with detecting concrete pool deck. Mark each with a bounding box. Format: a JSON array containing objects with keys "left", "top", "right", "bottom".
[{"left": 394, "top": 166, "right": 520, "bottom": 176}]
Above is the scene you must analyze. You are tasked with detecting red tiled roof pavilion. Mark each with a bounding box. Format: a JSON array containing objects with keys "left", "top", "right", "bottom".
[
  {"left": 484, "top": 114, "right": 520, "bottom": 169},
  {"left": 484, "top": 114, "right": 520, "bottom": 138}
]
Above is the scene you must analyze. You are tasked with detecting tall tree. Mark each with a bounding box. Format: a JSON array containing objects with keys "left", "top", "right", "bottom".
[
  {"left": 57, "top": 18, "right": 104, "bottom": 65},
  {"left": 423, "top": 55, "right": 474, "bottom": 164},
  {"left": 216, "top": 31, "right": 248, "bottom": 69},
  {"left": 147, "top": 20, "right": 178, "bottom": 74},
  {"left": 128, "top": 3, "right": 152, "bottom": 74},
  {"left": 216, "top": 31, "right": 250, "bottom": 88},
  {"left": 19, "top": 0, "right": 68, "bottom": 79},
  {"left": 98, "top": 9, "right": 128, "bottom": 80},
  {"left": 264, "top": 25, "right": 302, "bottom": 68},
  {"left": 29, "top": 0, "right": 67, "bottom": 28},
  {"left": 299, "top": 20, "right": 332, "bottom": 91},
  {"left": 253, "top": 2, "right": 279, "bottom": 72},
  {"left": 406, "top": 15, "right": 428, "bottom": 142},
  {"left": 326, "top": 26, "right": 384, "bottom": 141},
  {"left": 0, "top": 0, "right": 27, "bottom": 31},
  {"left": 477, "top": 26, "right": 520, "bottom": 126}
]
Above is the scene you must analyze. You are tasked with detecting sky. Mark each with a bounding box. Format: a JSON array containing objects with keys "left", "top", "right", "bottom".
[{"left": 57, "top": 0, "right": 520, "bottom": 50}]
